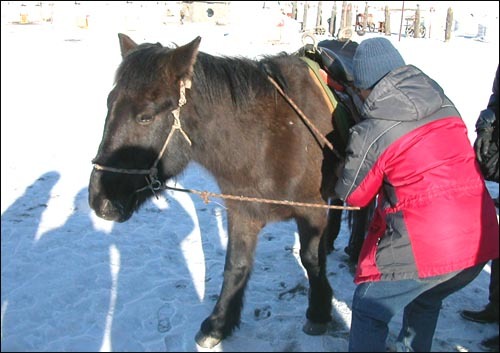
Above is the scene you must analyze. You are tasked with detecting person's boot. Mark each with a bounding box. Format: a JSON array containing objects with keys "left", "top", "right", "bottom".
[
  {"left": 480, "top": 334, "right": 499, "bottom": 352},
  {"left": 460, "top": 305, "right": 498, "bottom": 324}
]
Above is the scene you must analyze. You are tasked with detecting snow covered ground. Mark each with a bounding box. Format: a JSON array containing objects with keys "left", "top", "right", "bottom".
[{"left": 1, "top": 2, "right": 499, "bottom": 352}]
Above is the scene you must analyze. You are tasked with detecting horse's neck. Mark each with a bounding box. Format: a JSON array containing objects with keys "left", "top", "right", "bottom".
[{"left": 185, "top": 84, "right": 278, "bottom": 191}]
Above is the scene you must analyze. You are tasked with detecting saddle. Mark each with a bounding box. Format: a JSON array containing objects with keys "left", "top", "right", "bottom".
[{"left": 297, "top": 38, "right": 362, "bottom": 150}]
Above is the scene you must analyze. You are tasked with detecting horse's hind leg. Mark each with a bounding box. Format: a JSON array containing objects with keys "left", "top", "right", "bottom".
[
  {"left": 195, "top": 208, "right": 263, "bottom": 348},
  {"left": 344, "top": 207, "right": 368, "bottom": 262},
  {"left": 296, "top": 211, "right": 333, "bottom": 335},
  {"left": 345, "top": 199, "right": 375, "bottom": 262}
]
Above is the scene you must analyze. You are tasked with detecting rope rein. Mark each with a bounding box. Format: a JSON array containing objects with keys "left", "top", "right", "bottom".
[
  {"left": 266, "top": 75, "right": 343, "bottom": 160},
  {"left": 162, "top": 185, "right": 360, "bottom": 210}
]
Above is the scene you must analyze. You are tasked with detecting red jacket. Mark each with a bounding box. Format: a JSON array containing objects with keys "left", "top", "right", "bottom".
[{"left": 335, "top": 65, "right": 499, "bottom": 284}]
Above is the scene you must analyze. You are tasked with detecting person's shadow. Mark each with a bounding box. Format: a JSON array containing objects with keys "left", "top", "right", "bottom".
[
  {"left": 1, "top": 171, "right": 62, "bottom": 350},
  {"left": 1, "top": 170, "right": 218, "bottom": 351}
]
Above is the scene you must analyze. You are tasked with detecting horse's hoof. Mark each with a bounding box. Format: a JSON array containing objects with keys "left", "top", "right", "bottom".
[
  {"left": 195, "top": 330, "right": 222, "bottom": 349},
  {"left": 303, "top": 320, "right": 328, "bottom": 336}
]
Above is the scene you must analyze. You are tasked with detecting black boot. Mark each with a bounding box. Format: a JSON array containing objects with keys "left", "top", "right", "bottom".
[
  {"left": 480, "top": 334, "right": 499, "bottom": 352},
  {"left": 460, "top": 306, "right": 498, "bottom": 324}
]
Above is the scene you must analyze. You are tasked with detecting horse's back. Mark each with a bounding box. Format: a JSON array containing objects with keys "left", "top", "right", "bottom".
[{"left": 219, "top": 55, "right": 335, "bottom": 218}]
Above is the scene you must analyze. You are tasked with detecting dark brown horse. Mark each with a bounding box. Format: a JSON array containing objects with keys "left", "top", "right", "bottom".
[{"left": 88, "top": 33, "right": 345, "bottom": 348}]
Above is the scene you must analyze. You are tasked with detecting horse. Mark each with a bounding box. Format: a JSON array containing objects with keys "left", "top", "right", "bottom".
[{"left": 88, "top": 33, "right": 348, "bottom": 348}]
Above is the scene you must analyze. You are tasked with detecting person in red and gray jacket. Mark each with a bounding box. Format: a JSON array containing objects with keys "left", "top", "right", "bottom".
[{"left": 334, "top": 37, "right": 499, "bottom": 352}]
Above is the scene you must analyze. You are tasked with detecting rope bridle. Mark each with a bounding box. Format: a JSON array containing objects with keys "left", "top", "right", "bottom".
[
  {"left": 93, "top": 79, "right": 192, "bottom": 198},
  {"left": 92, "top": 75, "right": 357, "bottom": 211}
]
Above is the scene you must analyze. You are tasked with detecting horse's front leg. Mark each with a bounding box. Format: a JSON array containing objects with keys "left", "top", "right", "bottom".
[
  {"left": 195, "top": 208, "right": 263, "bottom": 348},
  {"left": 296, "top": 210, "right": 333, "bottom": 335}
]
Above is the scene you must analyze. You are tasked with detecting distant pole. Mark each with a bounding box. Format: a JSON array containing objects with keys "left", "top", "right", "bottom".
[
  {"left": 302, "top": 1, "right": 308, "bottom": 31},
  {"left": 398, "top": 1, "right": 405, "bottom": 41},
  {"left": 292, "top": 1, "right": 297, "bottom": 20},
  {"left": 445, "top": 7, "right": 453, "bottom": 42},
  {"left": 338, "top": 0, "right": 353, "bottom": 40},
  {"left": 346, "top": 2, "right": 352, "bottom": 29},
  {"left": 384, "top": 5, "right": 391, "bottom": 35},
  {"left": 363, "top": 1, "right": 368, "bottom": 32},
  {"left": 316, "top": 1, "right": 323, "bottom": 28},
  {"left": 414, "top": 4, "right": 421, "bottom": 38},
  {"left": 339, "top": 1, "right": 347, "bottom": 33},
  {"left": 428, "top": 6, "right": 435, "bottom": 38},
  {"left": 330, "top": 1, "right": 337, "bottom": 36}
]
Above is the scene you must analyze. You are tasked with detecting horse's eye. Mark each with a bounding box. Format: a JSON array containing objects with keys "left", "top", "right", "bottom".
[{"left": 136, "top": 113, "right": 154, "bottom": 125}]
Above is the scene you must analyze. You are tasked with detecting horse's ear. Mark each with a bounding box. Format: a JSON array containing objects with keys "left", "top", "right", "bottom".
[
  {"left": 170, "top": 36, "right": 201, "bottom": 80},
  {"left": 118, "top": 33, "right": 138, "bottom": 58}
]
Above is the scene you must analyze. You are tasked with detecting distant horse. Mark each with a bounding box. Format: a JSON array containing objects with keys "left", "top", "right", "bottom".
[{"left": 88, "top": 33, "right": 348, "bottom": 348}]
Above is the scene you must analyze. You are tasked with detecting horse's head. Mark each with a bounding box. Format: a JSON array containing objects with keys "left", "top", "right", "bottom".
[{"left": 89, "top": 34, "right": 201, "bottom": 222}]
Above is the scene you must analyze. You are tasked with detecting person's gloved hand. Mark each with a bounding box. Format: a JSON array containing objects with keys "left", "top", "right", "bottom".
[{"left": 474, "top": 109, "right": 496, "bottom": 162}]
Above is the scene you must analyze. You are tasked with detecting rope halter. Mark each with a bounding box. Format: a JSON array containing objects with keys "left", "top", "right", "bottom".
[{"left": 92, "top": 79, "right": 192, "bottom": 199}]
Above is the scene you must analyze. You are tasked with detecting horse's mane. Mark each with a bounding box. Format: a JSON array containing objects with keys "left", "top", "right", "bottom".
[
  {"left": 193, "top": 52, "right": 291, "bottom": 108},
  {"left": 114, "top": 42, "right": 165, "bottom": 92},
  {"left": 115, "top": 42, "right": 297, "bottom": 110}
]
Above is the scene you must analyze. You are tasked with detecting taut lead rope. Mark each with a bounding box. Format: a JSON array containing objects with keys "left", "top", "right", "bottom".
[{"left": 163, "top": 185, "right": 360, "bottom": 210}]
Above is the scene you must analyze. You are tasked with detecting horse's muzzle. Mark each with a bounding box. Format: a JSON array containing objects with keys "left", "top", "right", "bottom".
[
  {"left": 93, "top": 198, "right": 131, "bottom": 222},
  {"left": 88, "top": 170, "right": 133, "bottom": 223}
]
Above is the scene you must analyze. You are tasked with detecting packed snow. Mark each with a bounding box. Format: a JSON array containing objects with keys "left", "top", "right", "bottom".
[{"left": 1, "top": 2, "right": 499, "bottom": 352}]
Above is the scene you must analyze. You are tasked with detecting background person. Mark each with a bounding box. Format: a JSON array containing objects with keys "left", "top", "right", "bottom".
[{"left": 460, "top": 64, "right": 499, "bottom": 352}]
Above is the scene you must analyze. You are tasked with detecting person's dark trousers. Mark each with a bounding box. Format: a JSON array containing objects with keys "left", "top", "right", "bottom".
[
  {"left": 480, "top": 334, "right": 499, "bottom": 351},
  {"left": 488, "top": 258, "right": 499, "bottom": 316},
  {"left": 461, "top": 258, "right": 499, "bottom": 323},
  {"left": 348, "top": 263, "right": 485, "bottom": 352}
]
